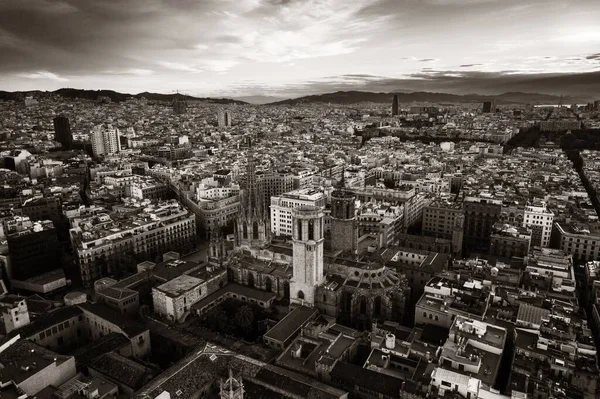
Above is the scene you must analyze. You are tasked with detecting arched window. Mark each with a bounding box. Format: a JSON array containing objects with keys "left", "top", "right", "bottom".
[
  {"left": 265, "top": 277, "right": 272, "bottom": 292},
  {"left": 253, "top": 221, "right": 259, "bottom": 239},
  {"left": 308, "top": 220, "right": 314, "bottom": 240},
  {"left": 248, "top": 272, "right": 255, "bottom": 288},
  {"left": 360, "top": 296, "right": 367, "bottom": 315},
  {"left": 243, "top": 222, "right": 248, "bottom": 239},
  {"left": 374, "top": 296, "right": 382, "bottom": 317},
  {"left": 297, "top": 291, "right": 305, "bottom": 300},
  {"left": 283, "top": 281, "right": 290, "bottom": 299},
  {"left": 297, "top": 220, "right": 303, "bottom": 240}
]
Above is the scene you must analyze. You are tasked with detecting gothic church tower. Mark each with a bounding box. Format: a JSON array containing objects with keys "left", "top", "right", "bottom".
[{"left": 235, "top": 137, "right": 270, "bottom": 249}]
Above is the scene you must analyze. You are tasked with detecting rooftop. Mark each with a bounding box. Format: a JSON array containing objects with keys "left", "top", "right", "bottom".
[
  {"left": 154, "top": 274, "right": 204, "bottom": 298},
  {"left": 264, "top": 306, "right": 318, "bottom": 344}
]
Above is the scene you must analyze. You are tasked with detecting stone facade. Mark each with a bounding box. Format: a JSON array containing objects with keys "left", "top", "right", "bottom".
[
  {"left": 330, "top": 190, "right": 357, "bottom": 253},
  {"left": 291, "top": 207, "right": 325, "bottom": 307}
]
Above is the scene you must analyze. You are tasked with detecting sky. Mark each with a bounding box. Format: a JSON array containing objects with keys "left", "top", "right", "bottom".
[{"left": 1, "top": 0, "right": 599, "bottom": 100}]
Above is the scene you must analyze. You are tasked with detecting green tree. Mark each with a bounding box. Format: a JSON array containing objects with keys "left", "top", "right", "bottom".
[{"left": 234, "top": 305, "right": 254, "bottom": 329}]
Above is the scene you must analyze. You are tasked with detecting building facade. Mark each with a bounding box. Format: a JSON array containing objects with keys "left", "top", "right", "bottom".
[
  {"left": 270, "top": 188, "right": 325, "bottom": 237},
  {"left": 90, "top": 124, "right": 121, "bottom": 158}
]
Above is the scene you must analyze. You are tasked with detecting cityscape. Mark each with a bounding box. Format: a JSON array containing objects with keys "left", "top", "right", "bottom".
[{"left": 1, "top": 1, "right": 600, "bottom": 399}]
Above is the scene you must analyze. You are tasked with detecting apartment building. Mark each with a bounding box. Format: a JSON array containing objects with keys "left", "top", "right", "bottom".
[
  {"left": 270, "top": 188, "right": 325, "bottom": 236},
  {"left": 70, "top": 200, "right": 196, "bottom": 287},
  {"left": 490, "top": 223, "right": 531, "bottom": 259},
  {"left": 422, "top": 200, "right": 464, "bottom": 238},
  {"left": 90, "top": 124, "right": 121, "bottom": 157},
  {"left": 555, "top": 222, "right": 600, "bottom": 263},
  {"left": 523, "top": 201, "right": 553, "bottom": 247}
]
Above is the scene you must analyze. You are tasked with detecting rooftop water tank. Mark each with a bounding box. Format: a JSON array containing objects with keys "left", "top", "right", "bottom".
[{"left": 385, "top": 333, "right": 396, "bottom": 350}]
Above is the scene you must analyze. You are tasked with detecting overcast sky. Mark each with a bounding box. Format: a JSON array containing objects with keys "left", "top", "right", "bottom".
[{"left": 1, "top": 0, "right": 599, "bottom": 98}]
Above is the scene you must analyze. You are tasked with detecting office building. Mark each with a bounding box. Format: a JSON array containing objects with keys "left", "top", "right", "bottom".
[
  {"left": 270, "top": 188, "right": 325, "bottom": 237},
  {"left": 53, "top": 115, "right": 73, "bottom": 149},
  {"left": 482, "top": 100, "right": 496, "bottom": 113},
  {"left": 392, "top": 94, "right": 399, "bottom": 116},
  {"left": 90, "top": 124, "right": 121, "bottom": 157}
]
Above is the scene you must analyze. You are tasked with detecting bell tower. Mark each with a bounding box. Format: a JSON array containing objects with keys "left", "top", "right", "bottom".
[
  {"left": 330, "top": 190, "right": 357, "bottom": 253},
  {"left": 291, "top": 206, "right": 325, "bottom": 307}
]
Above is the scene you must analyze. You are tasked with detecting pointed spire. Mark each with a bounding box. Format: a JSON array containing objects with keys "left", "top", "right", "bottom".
[{"left": 336, "top": 166, "right": 346, "bottom": 190}]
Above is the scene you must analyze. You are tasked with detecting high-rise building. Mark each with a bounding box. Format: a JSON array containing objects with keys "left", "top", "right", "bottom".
[
  {"left": 218, "top": 110, "right": 226, "bottom": 127},
  {"left": 53, "top": 115, "right": 73, "bottom": 149},
  {"left": 90, "top": 124, "right": 121, "bottom": 158},
  {"left": 217, "top": 110, "right": 232, "bottom": 127},
  {"left": 482, "top": 100, "right": 496, "bottom": 113},
  {"left": 392, "top": 94, "right": 399, "bottom": 116}
]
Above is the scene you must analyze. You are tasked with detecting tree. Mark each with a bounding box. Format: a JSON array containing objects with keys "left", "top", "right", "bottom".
[{"left": 234, "top": 305, "right": 254, "bottom": 329}]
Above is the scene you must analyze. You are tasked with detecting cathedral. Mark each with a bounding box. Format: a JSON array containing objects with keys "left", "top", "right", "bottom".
[{"left": 212, "top": 141, "right": 410, "bottom": 330}]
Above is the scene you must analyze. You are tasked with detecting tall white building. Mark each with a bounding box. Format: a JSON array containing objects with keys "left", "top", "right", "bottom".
[
  {"left": 90, "top": 124, "right": 121, "bottom": 157},
  {"left": 270, "top": 188, "right": 325, "bottom": 237},
  {"left": 523, "top": 201, "right": 554, "bottom": 248},
  {"left": 217, "top": 110, "right": 232, "bottom": 128}
]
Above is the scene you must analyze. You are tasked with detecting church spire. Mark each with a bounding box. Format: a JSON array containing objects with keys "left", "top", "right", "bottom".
[
  {"left": 235, "top": 135, "right": 271, "bottom": 249},
  {"left": 336, "top": 166, "right": 346, "bottom": 190},
  {"left": 244, "top": 137, "right": 261, "bottom": 217}
]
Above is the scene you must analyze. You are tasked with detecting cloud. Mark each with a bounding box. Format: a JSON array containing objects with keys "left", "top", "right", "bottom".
[
  {"left": 104, "top": 68, "right": 154, "bottom": 76},
  {"left": 204, "top": 0, "right": 390, "bottom": 65},
  {"left": 587, "top": 53, "right": 600, "bottom": 60},
  {"left": 1, "top": 0, "right": 600, "bottom": 94},
  {"left": 225, "top": 70, "right": 600, "bottom": 100},
  {"left": 157, "top": 62, "right": 202, "bottom": 73},
  {"left": 16, "top": 71, "right": 68, "bottom": 81}
]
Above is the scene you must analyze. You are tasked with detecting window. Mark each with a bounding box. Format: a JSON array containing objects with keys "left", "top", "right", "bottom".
[
  {"left": 57, "top": 337, "right": 64, "bottom": 346},
  {"left": 441, "top": 381, "right": 452, "bottom": 387}
]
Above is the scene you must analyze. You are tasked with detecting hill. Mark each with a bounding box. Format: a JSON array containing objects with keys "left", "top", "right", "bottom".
[
  {"left": 267, "top": 90, "right": 569, "bottom": 106},
  {"left": 0, "top": 88, "right": 247, "bottom": 105}
]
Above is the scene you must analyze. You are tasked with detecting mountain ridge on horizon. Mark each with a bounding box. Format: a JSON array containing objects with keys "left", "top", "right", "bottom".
[
  {"left": 266, "top": 90, "right": 580, "bottom": 106},
  {"left": 0, "top": 88, "right": 249, "bottom": 105},
  {"left": 0, "top": 87, "right": 583, "bottom": 106}
]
